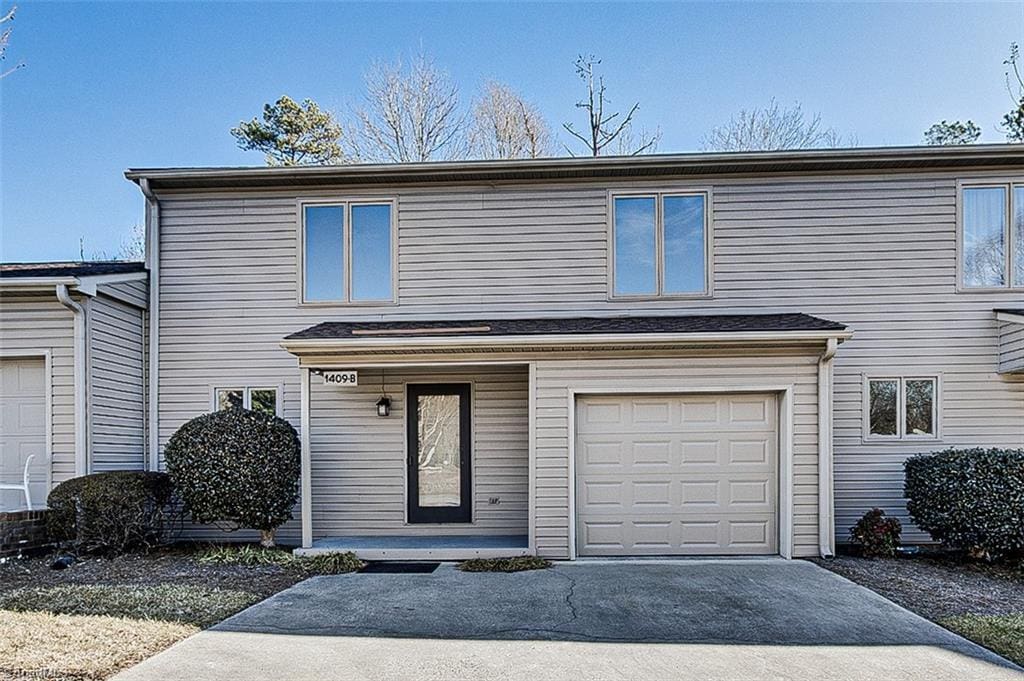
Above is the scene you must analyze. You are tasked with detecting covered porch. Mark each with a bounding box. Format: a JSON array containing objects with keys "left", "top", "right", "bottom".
[{"left": 282, "top": 314, "right": 852, "bottom": 560}]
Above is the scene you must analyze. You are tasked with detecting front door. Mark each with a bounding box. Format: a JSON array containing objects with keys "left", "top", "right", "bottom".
[{"left": 407, "top": 384, "right": 472, "bottom": 524}]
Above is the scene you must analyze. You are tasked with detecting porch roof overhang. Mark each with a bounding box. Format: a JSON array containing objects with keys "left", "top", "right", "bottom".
[{"left": 280, "top": 313, "right": 852, "bottom": 359}]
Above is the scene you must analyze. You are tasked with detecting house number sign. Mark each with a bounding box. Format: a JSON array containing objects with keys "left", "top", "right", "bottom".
[{"left": 322, "top": 371, "right": 358, "bottom": 387}]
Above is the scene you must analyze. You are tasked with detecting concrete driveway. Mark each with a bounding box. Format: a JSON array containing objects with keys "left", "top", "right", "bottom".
[{"left": 115, "top": 560, "right": 1020, "bottom": 681}]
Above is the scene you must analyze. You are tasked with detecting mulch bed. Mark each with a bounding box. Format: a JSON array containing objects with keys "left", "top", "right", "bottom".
[
  {"left": 0, "top": 544, "right": 304, "bottom": 601},
  {"left": 810, "top": 553, "right": 1024, "bottom": 621}
]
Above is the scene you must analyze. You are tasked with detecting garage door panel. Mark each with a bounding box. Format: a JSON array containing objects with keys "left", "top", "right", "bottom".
[
  {"left": 0, "top": 358, "right": 48, "bottom": 511},
  {"left": 576, "top": 393, "right": 778, "bottom": 556}
]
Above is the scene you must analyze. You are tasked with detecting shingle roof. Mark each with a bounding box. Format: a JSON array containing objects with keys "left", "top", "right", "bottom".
[
  {"left": 0, "top": 261, "right": 147, "bottom": 278},
  {"left": 127, "top": 144, "right": 1024, "bottom": 191},
  {"left": 286, "top": 313, "right": 847, "bottom": 341}
]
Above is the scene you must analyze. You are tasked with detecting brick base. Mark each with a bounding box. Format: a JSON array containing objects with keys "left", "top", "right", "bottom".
[{"left": 0, "top": 509, "right": 51, "bottom": 557}]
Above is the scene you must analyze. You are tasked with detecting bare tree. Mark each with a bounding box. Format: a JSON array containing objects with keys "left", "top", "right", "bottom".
[
  {"left": 468, "top": 81, "right": 552, "bottom": 159},
  {"left": 1, "top": 5, "right": 24, "bottom": 79},
  {"left": 91, "top": 223, "right": 146, "bottom": 261},
  {"left": 350, "top": 53, "right": 466, "bottom": 163},
  {"left": 701, "top": 99, "right": 847, "bottom": 152},
  {"left": 562, "top": 55, "right": 659, "bottom": 156},
  {"left": 1002, "top": 43, "right": 1024, "bottom": 142}
]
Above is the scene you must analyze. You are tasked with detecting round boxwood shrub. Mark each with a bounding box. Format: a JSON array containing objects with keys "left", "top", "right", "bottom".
[
  {"left": 849, "top": 508, "right": 901, "bottom": 558},
  {"left": 904, "top": 448, "right": 1024, "bottom": 559},
  {"left": 164, "top": 408, "right": 300, "bottom": 547},
  {"left": 47, "top": 471, "right": 175, "bottom": 555}
]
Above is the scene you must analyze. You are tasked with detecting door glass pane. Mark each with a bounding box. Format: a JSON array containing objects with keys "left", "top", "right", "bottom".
[
  {"left": 217, "top": 389, "right": 243, "bottom": 411},
  {"left": 868, "top": 379, "right": 898, "bottom": 436},
  {"left": 250, "top": 389, "right": 277, "bottom": 416},
  {"left": 1014, "top": 187, "right": 1024, "bottom": 287},
  {"left": 614, "top": 196, "right": 657, "bottom": 295},
  {"left": 417, "top": 394, "right": 461, "bottom": 507},
  {"left": 663, "top": 194, "right": 706, "bottom": 293},
  {"left": 962, "top": 187, "right": 1006, "bottom": 287},
  {"left": 304, "top": 205, "right": 345, "bottom": 301},
  {"left": 905, "top": 379, "right": 935, "bottom": 436},
  {"left": 351, "top": 204, "right": 392, "bottom": 301}
]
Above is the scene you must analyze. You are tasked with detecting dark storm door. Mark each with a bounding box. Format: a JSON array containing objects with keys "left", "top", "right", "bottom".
[{"left": 407, "top": 384, "right": 472, "bottom": 524}]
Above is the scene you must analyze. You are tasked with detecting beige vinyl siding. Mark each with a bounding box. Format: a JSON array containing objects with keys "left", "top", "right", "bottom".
[
  {"left": 532, "top": 349, "right": 819, "bottom": 559},
  {"left": 309, "top": 365, "right": 528, "bottom": 538},
  {"left": 155, "top": 171, "right": 1024, "bottom": 545},
  {"left": 0, "top": 293, "right": 76, "bottom": 487},
  {"left": 999, "top": 322, "right": 1024, "bottom": 373},
  {"left": 88, "top": 290, "right": 146, "bottom": 472}
]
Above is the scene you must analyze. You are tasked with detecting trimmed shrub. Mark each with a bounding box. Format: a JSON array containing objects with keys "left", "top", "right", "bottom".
[
  {"left": 904, "top": 448, "right": 1024, "bottom": 559},
  {"left": 458, "top": 556, "right": 552, "bottom": 572},
  {"left": 46, "top": 471, "right": 175, "bottom": 555},
  {"left": 849, "top": 508, "right": 901, "bottom": 558},
  {"left": 164, "top": 408, "right": 300, "bottom": 547}
]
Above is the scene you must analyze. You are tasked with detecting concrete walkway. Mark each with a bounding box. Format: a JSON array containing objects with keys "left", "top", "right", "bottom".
[{"left": 115, "top": 560, "right": 1021, "bottom": 681}]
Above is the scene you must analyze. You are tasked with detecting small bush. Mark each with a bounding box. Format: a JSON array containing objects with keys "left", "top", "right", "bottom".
[
  {"left": 904, "top": 448, "right": 1024, "bottom": 559},
  {"left": 195, "top": 544, "right": 295, "bottom": 567},
  {"left": 46, "top": 471, "right": 175, "bottom": 555},
  {"left": 194, "top": 544, "right": 363, "bottom": 574},
  {"left": 164, "top": 408, "right": 301, "bottom": 547},
  {"left": 458, "top": 556, "right": 552, "bottom": 572},
  {"left": 849, "top": 508, "right": 902, "bottom": 558},
  {"left": 297, "top": 552, "right": 364, "bottom": 574}
]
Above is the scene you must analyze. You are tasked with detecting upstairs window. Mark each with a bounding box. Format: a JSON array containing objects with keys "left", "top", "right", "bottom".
[
  {"left": 611, "top": 192, "right": 709, "bottom": 298},
  {"left": 302, "top": 201, "right": 394, "bottom": 303},
  {"left": 961, "top": 184, "right": 1023, "bottom": 289},
  {"left": 866, "top": 376, "right": 938, "bottom": 440}
]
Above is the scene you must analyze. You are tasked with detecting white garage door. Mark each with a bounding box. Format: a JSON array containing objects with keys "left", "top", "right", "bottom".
[
  {"left": 0, "top": 358, "right": 47, "bottom": 510},
  {"left": 575, "top": 393, "right": 778, "bottom": 556}
]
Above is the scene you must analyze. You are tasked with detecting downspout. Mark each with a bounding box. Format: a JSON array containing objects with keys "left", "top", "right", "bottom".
[
  {"left": 140, "top": 178, "right": 160, "bottom": 472},
  {"left": 817, "top": 337, "right": 838, "bottom": 558},
  {"left": 56, "top": 284, "right": 88, "bottom": 476}
]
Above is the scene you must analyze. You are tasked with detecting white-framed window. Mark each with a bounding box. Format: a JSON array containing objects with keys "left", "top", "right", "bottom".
[
  {"left": 959, "top": 182, "right": 1024, "bottom": 290},
  {"left": 213, "top": 386, "right": 280, "bottom": 416},
  {"left": 864, "top": 376, "right": 939, "bottom": 440},
  {"left": 610, "top": 191, "right": 710, "bottom": 298},
  {"left": 301, "top": 200, "right": 395, "bottom": 304}
]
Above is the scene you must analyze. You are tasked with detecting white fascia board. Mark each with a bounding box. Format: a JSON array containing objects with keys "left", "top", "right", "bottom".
[
  {"left": 0, "top": 277, "right": 80, "bottom": 291},
  {"left": 280, "top": 328, "right": 854, "bottom": 355}
]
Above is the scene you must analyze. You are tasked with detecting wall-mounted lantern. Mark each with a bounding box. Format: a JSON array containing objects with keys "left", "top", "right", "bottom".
[{"left": 376, "top": 395, "right": 391, "bottom": 418}]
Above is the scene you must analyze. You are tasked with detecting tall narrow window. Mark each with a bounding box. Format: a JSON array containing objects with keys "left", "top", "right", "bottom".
[
  {"left": 960, "top": 184, "right": 1024, "bottom": 289},
  {"left": 302, "top": 201, "right": 394, "bottom": 303},
  {"left": 612, "top": 192, "right": 708, "bottom": 297},
  {"left": 304, "top": 206, "right": 345, "bottom": 301}
]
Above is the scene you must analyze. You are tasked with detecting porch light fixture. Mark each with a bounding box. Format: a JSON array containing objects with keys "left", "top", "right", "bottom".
[{"left": 376, "top": 371, "right": 391, "bottom": 417}]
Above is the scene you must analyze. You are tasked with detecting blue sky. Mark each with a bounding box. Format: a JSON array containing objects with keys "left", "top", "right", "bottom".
[{"left": 1, "top": 1, "right": 1021, "bottom": 262}]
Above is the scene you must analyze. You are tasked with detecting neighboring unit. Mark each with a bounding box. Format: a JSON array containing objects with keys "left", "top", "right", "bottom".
[
  {"left": 0, "top": 262, "right": 148, "bottom": 510},
  {"left": 112, "top": 145, "right": 1022, "bottom": 560}
]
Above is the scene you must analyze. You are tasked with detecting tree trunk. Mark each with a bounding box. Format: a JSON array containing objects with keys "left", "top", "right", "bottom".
[{"left": 259, "top": 528, "right": 277, "bottom": 549}]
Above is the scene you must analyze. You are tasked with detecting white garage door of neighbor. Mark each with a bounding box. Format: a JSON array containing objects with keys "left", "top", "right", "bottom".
[
  {"left": 575, "top": 393, "right": 779, "bottom": 556},
  {"left": 0, "top": 358, "right": 48, "bottom": 510}
]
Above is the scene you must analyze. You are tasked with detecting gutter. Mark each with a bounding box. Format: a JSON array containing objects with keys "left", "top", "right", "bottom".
[
  {"left": 280, "top": 328, "right": 854, "bottom": 355},
  {"left": 818, "top": 337, "right": 839, "bottom": 558},
  {"left": 140, "top": 178, "right": 160, "bottom": 472},
  {"left": 56, "top": 284, "right": 88, "bottom": 476}
]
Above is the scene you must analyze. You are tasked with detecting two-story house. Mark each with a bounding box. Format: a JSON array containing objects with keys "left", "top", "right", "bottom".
[{"left": 117, "top": 146, "right": 1024, "bottom": 560}]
